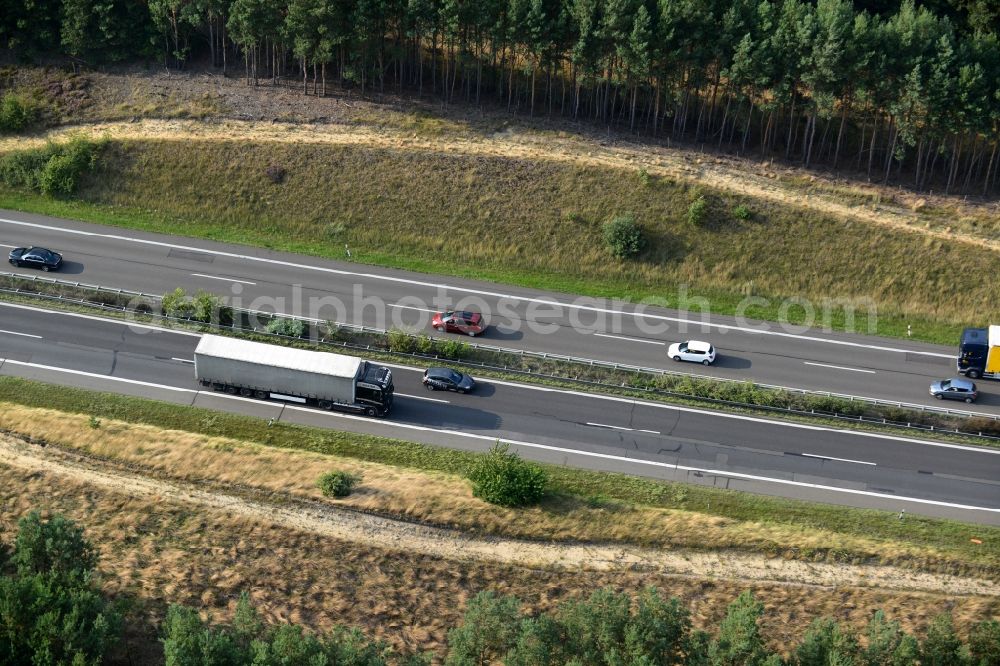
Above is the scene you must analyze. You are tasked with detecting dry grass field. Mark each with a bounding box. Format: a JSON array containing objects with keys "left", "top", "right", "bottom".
[{"left": 0, "top": 403, "right": 996, "bottom": 661}]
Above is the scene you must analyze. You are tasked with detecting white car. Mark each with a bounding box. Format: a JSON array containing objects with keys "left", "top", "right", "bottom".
[{"left": 668, "top": 340, "right": 716, "bottom": 365}]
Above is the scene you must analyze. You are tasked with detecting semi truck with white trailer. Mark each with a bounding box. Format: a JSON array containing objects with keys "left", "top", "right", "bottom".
[
  {"left": 958, "top": 325, "right": 1000, "bottom": 380},
  {"left": 194, "top": 334, "right": 393, "bottom": 416}
]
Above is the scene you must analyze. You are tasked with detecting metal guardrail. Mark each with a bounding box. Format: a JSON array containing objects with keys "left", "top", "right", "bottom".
[{"left": 2, "top": 271, "right": 997, "bottom": 427}]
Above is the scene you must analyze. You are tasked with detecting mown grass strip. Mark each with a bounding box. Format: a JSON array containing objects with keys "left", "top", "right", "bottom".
[{"left": 0, "top": 376, "right": 995, "bottom": 571}]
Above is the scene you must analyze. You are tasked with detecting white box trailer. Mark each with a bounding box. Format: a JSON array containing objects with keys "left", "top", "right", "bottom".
[{"left": 194, "top": 334, "right": 393, "bottom": 416}]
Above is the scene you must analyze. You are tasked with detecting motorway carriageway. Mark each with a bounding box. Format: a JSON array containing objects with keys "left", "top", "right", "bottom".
[
  {"left": 1, "top": 212, "right": 994, "bottom": 416},
  {"left": 1, "top": 304, "right": 999, "bottom": 525}
]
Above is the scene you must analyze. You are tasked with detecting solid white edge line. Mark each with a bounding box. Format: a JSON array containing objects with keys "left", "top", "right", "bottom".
[
  {"left": 593, "top": 332, "right": 666, "bottom": 345},
  {"left": 397, "top": 392, "right": 450, "bottom": 404},
  {"left": 3, "top": 357, "right": 993, "bottom": 514},
  {"left": 804, "top": 361, "right": 877, "bottom": 374},
  {"left": 2, "top": 359, "right": 195, "bottom": 392},
  {"left": 0, "top": 329, "right": 43, "bottom": 339},
  {"left": 801, "top": 452, "right": 877, "bottom": 466},
  {"left": 0, "top": 301, "right": 202, "bottom": 336},
  {"left": 171, "top": 357, "right": 194, "bottom": 364},
  {"left": 3, "top": 303, "right": 998, "bottom": 456},
  {"left": 0, "top": 217, "right": 953, "bottom": 359},
  {"left": 191, "top": 272, "right": 257, "bottom": 285}
]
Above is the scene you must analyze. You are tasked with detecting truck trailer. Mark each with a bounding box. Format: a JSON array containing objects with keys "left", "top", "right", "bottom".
[
  {"left": 194, "top": 334, "right": 393, "bottom": 416},
  {"left": 957, "top": 325, "right": 1000, "bottom": 380}
]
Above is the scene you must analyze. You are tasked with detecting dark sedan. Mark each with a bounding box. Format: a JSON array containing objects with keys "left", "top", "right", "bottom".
[
  {"left": 422, "top": 367, "right": 476, "bottom": 393},
  {"left": 9, "top": 247, "right": 63, "bottom": 272}
]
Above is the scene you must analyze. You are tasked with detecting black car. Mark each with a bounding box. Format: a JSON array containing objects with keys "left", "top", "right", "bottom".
[
  {"left": 929, "top": 378, "right": 978, "bottom": 403},
  {"left": 9, "top": 247, "right": 63, "bottom": 272},
  {"left": 422, "top": 367, "right": 476, "bottom": 393}
]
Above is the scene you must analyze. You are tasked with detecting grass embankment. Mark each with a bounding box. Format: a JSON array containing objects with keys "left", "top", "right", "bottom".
[
  {"left": 2, "top": 135, "right": 998, "bottom": 343},
  {"left": 0, "top": 376, "right": 995, "bottom": 577}
]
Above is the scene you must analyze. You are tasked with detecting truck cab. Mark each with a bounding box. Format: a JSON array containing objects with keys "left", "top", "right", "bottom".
[
  {"left": 356, "top": 362, "right": 394, "bottom": 416},
  {"left": 958, "top": 326, "right": 1000, "bottom": 379}
]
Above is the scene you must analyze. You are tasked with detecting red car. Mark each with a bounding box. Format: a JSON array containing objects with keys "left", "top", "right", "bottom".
[{"left": 432, "top": 310, "right": 487, "bottom": 337}]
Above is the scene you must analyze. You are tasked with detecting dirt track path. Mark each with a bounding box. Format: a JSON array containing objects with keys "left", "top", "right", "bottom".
[
  {"left": 3, "top": 118, "right": 997, "bottom": 253},
  {"left": 0, "top": 433, "right": 994, "bottom": 597}
]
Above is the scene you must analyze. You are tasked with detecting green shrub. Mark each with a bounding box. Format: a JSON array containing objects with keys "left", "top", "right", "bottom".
[
  {"left": 192, "top": 290, "right": 221, "bottom": 323},
  {"left": 0, "top": 146, "right": 52, "bottom": 189},
  {"left": 38, "top": 137, "right": 100, "bottom": 196},
  {"left": 0, "top": 137, "right": 100, "bottom": 196},
  {"left": 467, "top": 443, "right": 548, "bottom": 507},
  {"left": 161, "top": 287, "right": 194, "bottom": 319},
  {"left": 38, "top": 154, "right": 77, "bottom": 195},
  {"left": 387, "top": 328, "right": 416, "bottom": 353},
  {"left": 317, "top": 470, "right": 361, "bottom": 497},
  {"left": 0, "top": 92, "right": 37, "bottom": 133},
  {"left": 88, "top": 415, "right": 101, "bottom": 429},
  {"left": 602, "top": 214, "right": 645, "bottom": 259},
  {"left": 688, "top": 195, "right": 708, "bottom": 226},
  {"left": 732, "top": 204, "right": 752, "bottom": 220},
  {"left": 439, "top": 338, "right": 470, "bottom": 359},
  {"left": 266, "top": 316, "right": 307, "bottom": 337},
  {"left": 415, "top": 335, "right": 435, "bottom": 354}
]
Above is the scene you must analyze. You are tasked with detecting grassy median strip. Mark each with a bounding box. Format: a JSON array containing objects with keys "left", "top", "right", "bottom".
[
  {"left": 2, "top": 132, "right": 994, "bottom": 344},
  {"left": 0, "top": 376, "right": 995, "bottom": 576}
]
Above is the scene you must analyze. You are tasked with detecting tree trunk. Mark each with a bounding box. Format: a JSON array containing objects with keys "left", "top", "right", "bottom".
[
  {"left": 946, "top": 135, "right": 961, "bottom": 194},
  {"left": 785, "top": 89, "right": 797, "bottom": 160},
  {"left": 833, "top": 101, "right": 848, "bottom": 170},
  {"left": 914, "top": 135, "right": 925, "bottom": 189},
  {"left": 963, "top": 136, "right": 980, "bottom": 192},
  {"left": 652, "top": 79, "right": 661, "bottom": 135},
  {"left": 717, "top": 94, "right": 731, "bottom": 149},
  {"left": 529, "top": 64, "right": 536, "bottom": 116},
  {"left": 804, "top": 110, "right": 817, "bottom": 167},
  {"left": 630, "top": 82, "right": 638, "bottom": 131},
  {"left": 742, "top": 98, "right": 754, "bottom": 152},
  {"left": 866, "top": 114, "right": 879, "bottom": 180},
  {"left": 882, "top": 118, "right": 897, "bottom": 184},
  {"left": 983, "top": 139, "right": 998, "bottom": 196}
]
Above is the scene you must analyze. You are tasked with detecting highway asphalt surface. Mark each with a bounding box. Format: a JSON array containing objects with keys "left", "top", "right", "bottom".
[
  {"left": 2, "top": 211, "right": 995, "bottom": 417},
  {"left": 2, "top": 304, "right": 999, "bottom": 524}
]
